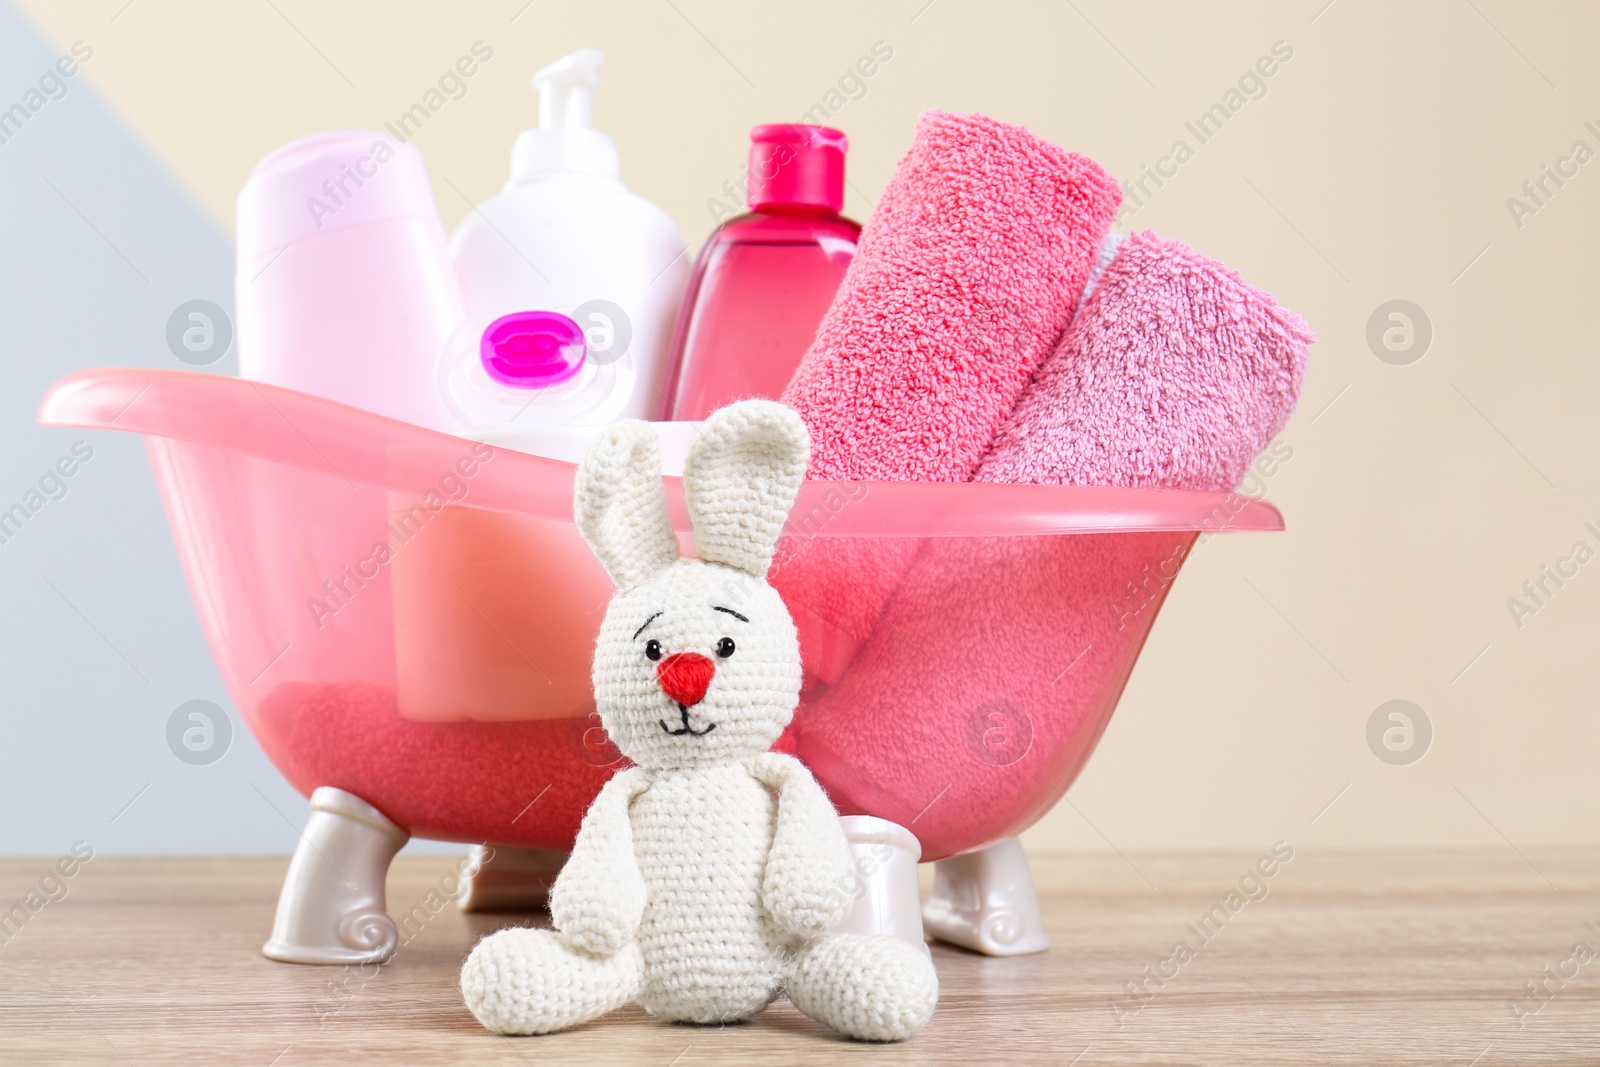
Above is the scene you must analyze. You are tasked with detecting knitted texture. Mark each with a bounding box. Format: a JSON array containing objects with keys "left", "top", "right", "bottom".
[
  {"left": 773, "top": 110, "right": 1120, "bottom": 686},
  {"left": 978, "top": 229, "right": 1313, "bottom": 490},
  {"left": 460, "top": 401, "right": 938, "bottom": 1041},
  {"left": 574, "top": 423, "right": 679, "bottom": 593},
  {"left": 460, "top": 932, "right": 642, "bottom": 1034},
  {"left": 788, "top": 933, "right": 940, "bottom": 1043},
  {"left": 684, "top": 401, "right": 811, "bottom": 577}
]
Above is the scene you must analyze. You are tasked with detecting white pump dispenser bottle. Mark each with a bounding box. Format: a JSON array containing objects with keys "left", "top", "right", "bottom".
[{"left": 447, "top": 48, "right": 689, "bottom": 428}]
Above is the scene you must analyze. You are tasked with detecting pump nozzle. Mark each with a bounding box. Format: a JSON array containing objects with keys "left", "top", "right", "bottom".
[
  {"left": 533, "top": 48, "right": 603, "bottom": 130},
  {"left": 509, "top": 47, "right": 620, "bottom": 183}
]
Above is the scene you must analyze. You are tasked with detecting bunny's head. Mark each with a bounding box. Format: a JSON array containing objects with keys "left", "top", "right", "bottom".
[{"left": 575, "top": 401, "right": 809, "bottom": 772}]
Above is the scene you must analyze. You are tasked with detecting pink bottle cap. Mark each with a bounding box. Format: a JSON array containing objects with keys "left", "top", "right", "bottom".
[
  {"left": 747, "top": 124, "right": 846, "bottom": 213},
  {"left": 480, "top": 311, "right": 586, "bottom": 388}
]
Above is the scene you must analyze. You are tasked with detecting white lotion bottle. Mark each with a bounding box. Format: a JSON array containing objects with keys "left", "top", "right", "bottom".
[{"left": 449, "top": 48, "right": 689, "bottom": 425}]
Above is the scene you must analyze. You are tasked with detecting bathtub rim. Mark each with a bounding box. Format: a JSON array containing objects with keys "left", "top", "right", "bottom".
[{"left": 39, "top": 367, "right": 1286, "bottom": 540}]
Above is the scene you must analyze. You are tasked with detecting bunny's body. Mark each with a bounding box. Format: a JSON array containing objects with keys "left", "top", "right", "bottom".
[
  {"left": 631, "top": 761, "right": 783, "bottom": 1020},
  {"left": 460, "top": 403, "right": 938, "bottom": 1042}
]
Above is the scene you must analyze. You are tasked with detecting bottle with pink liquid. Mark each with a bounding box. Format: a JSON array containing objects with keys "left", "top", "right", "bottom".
[{"left": 664, "top": 124, "right": 860, "bottom": 421}]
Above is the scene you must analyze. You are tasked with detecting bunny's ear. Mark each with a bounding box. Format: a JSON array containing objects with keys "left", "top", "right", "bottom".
[
  {"left": 574, "top": 421, "right": 680, "bottom": 592},
  {"left": 683, "top": 401, "right": 810, "bottom": 578}
]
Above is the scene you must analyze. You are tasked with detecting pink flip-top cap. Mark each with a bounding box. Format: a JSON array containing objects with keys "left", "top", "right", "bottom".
[
  {"left": 746, "top": 124, "right": 846, "bottom": 213},
  {"left": 479, "top": 310, "right": 587, "bottom": 389}
]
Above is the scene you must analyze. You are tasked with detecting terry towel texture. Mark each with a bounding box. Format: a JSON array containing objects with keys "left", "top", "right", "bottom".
[
  {"left": 978, "top": 229, "right": 1313, "bottom": 491},
  {"left": 782, "top": 109, "right": 1123, "bottom": 482},
  {"left": 776, "top": 110, "right": 1121, "bottom": 684}
]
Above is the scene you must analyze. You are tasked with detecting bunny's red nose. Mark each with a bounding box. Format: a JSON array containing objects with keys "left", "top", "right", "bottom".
[{"left": 657, "top": 652, "right": 715, "bottom": 707}]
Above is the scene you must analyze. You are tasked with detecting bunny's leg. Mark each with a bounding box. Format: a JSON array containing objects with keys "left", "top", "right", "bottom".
[
  {"left": 786, "top": 933, "right": 939, "bottom": 1042},
  {"left": 461, "top": 928, "right": 642, "bottom": 1035}
]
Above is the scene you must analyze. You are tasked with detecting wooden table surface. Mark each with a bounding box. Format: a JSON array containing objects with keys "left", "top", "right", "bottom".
[{"left": 1, "top": 849, "right": 1597, "bottom": 1065}]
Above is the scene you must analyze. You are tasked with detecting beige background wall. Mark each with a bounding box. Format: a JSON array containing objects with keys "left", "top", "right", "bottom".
[{"left": 17, "top": 0, "right": 1598, "bottom": 855}]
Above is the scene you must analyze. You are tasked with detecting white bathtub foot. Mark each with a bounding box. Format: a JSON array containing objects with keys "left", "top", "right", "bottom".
[
  {"left": 457, "top": 846, "right": 567, "bottom": 912},
  {"left": 921, "top": 836, "right": 1050, "bottom": 956},
  {"left": 263, "top": 786, "right": 410, "bottom": 965},
  {"left": 835, "top": 816, "right": 929, "bottom": 958}
]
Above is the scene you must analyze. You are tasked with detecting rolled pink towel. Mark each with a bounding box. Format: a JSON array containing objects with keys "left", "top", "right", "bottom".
[
  {"left": 978, "top": 230, "right": 1313, "bottom": 489},
  {"left": 783, "top": 110, "right": 1122, "bottom": 481},
  {"left": 776, "top": 110, "right": 1121, "bottom": 684}
]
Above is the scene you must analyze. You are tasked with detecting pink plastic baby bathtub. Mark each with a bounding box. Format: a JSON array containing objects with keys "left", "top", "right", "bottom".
[{"left": 39, "top": 368, "right": 1282, "bottom": 862}]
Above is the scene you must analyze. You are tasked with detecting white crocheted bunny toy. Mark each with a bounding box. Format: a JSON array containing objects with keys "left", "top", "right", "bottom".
[{"left": 460, "top": 400, "right": 938, "bottom": 1041}]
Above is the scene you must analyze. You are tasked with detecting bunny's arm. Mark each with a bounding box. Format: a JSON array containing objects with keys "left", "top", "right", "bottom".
[
  {"left": 549, "top": 766, "right": 650, "bottom": 956},
  {"left": 751, "top": 752, "right": 856, "bottom": 938}
]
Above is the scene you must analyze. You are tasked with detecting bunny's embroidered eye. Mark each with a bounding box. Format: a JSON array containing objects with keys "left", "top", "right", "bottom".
[
  {"left": 644, "top": 639, "right": 662, "bottom": 661},
  {"left": 716, "top": 637, "right": 735, "bottom": 658}
]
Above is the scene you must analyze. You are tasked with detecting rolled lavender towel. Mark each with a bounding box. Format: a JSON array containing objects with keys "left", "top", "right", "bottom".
[
  {"left": 776, "top": 110, "right": 1122, "bottom": 683},
  {"left": 978, "top": 229, "right": 1312, "bottom": 489}
]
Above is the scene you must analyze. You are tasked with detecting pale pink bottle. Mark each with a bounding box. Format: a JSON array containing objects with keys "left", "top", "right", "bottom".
[
  {"left": 235, "top": 130, "right": 462, "bottom": 432},
  {"left": 665, "top": 125, "right": 860, "bottom": 421}
]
